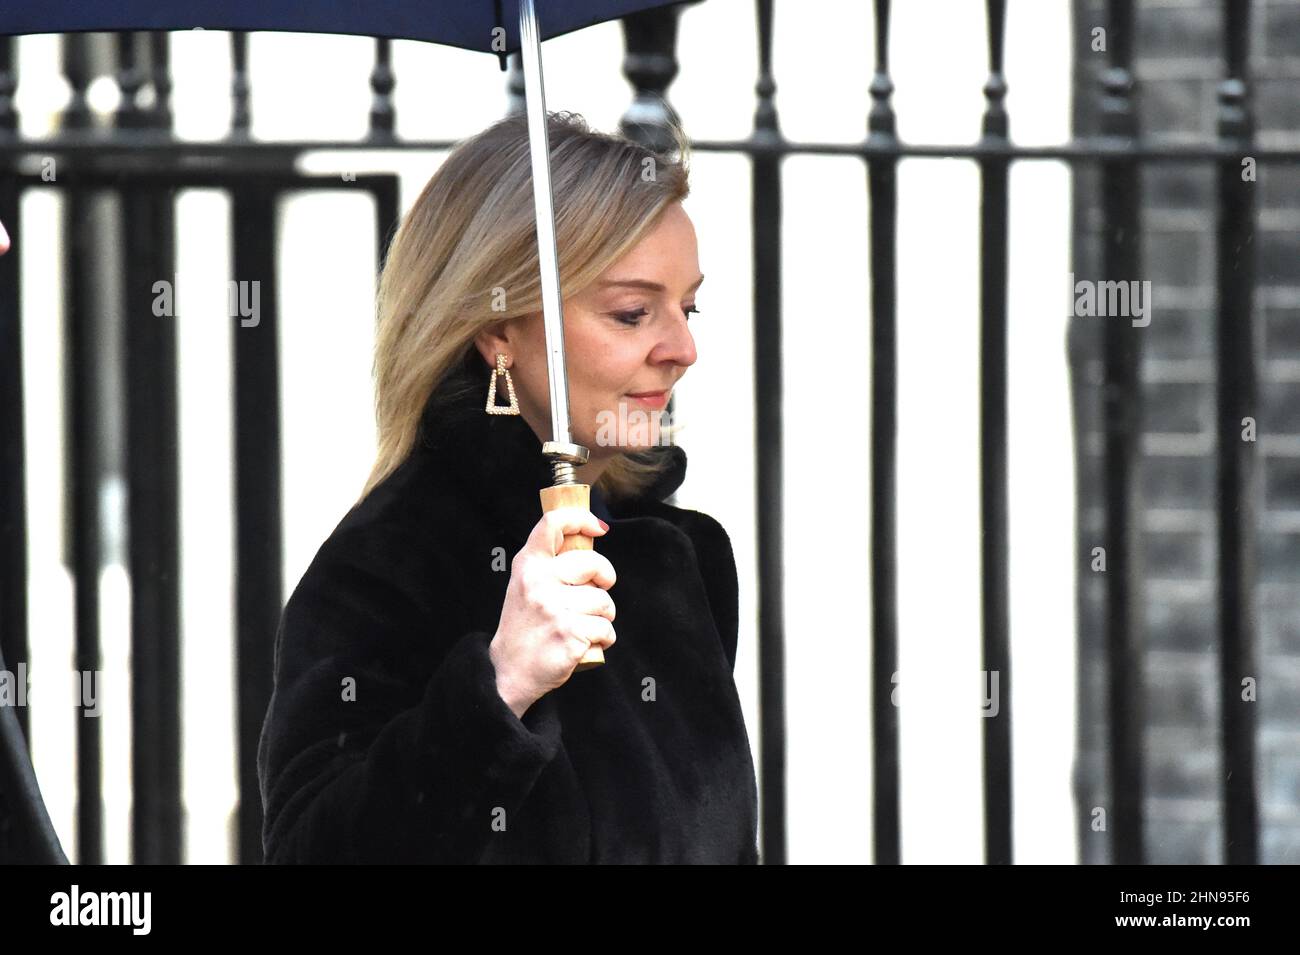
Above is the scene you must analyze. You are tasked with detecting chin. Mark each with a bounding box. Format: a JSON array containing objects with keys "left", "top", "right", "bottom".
[{"left": 588, "top": 395, "right": 669, "bottom": 451}]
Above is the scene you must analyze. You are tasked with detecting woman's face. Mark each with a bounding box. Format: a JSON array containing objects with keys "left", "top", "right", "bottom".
[{"left": 476, "top": 200, "right": 703, "bottom": 460}]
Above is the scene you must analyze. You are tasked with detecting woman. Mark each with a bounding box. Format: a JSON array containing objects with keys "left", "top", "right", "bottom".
[{"left": 256, "top": 111, "right": 759, "bottom": 864}]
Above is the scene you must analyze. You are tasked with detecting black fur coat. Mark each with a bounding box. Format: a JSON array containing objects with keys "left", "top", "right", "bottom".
[{"left": 256, "top": 358, "right": 760, "bottom": 864}]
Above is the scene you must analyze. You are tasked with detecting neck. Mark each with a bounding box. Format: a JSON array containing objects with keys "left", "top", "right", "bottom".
[
  {"left": 520, "top": 405, "right": 614, "bottom": 490},
  {"left": 575, "top": 454, "right": 614, "bottom": 490}
]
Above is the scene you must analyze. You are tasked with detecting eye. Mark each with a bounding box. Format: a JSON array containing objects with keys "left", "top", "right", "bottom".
[
  {"left": 612, "top": 308, "right": 648, "bottom": 326},
  {"left": 611, "top": 305, "right": 700, "bottom": 327}
]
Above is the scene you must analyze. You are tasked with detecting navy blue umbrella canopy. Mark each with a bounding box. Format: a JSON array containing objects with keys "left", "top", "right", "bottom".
[{"left": 0, "top": 0, "right": 674, "bottom": 56}]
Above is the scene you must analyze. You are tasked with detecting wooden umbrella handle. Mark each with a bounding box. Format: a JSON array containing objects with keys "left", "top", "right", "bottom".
[{"left": 538, "top": 483, "right": 605, "bottom": 670}]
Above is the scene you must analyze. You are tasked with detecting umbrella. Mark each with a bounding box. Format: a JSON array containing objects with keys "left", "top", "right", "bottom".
[
  {"left": 1, "top": 0, "right": 693, "bottom": 671},
  {"left": 0, "top": 1, "right": 677, "bottom": 62}
]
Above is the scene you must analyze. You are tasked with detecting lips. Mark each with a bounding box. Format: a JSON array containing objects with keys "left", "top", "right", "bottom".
[{"left": 625, "top": 389, "right": 670, "bottom": 409}]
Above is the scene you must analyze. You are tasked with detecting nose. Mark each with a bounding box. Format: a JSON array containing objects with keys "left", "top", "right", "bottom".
[{"left": 653, "top": 307, "right": 697, "bottom": 369}]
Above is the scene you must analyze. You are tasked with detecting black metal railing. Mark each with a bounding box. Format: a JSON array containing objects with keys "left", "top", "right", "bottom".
[
  {"left": 0, "top": 28, "right": 402, "bottom": 865},
  {"left": 0, "top": 0, "right": 1288, "bottom": 865}
]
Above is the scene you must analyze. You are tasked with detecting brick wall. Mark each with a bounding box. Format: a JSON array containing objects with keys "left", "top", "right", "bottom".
[{"left": 1070, "top": 0, "right": 1299, "bottom": 864}]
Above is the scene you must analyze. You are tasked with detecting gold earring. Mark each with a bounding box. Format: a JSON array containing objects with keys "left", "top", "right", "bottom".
[{"left": 485, "top": 352, "right": 520, "bottom": 415}]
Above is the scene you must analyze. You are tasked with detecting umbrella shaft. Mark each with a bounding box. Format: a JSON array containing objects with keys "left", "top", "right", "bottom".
[{"left": 520, "top": 0, "right": 573, "bottom": 448}]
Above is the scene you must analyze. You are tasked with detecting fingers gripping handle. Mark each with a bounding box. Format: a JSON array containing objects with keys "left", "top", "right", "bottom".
[{"left": 538, "top": 482, "right": 605, "bottom": 670}]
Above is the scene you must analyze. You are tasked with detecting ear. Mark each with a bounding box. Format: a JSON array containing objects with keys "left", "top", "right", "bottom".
[{"left": 472, "top": 321, "right": 511, "bottom": 369}]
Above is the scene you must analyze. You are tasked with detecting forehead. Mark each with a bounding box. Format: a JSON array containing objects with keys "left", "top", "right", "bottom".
[{"left": 595, "top": 205, "right": 700, "bottom": 288}]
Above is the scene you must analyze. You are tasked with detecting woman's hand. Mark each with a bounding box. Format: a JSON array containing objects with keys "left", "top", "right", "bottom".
[{"left": 489, "top": 506, "right": 616, "bottom": 719}]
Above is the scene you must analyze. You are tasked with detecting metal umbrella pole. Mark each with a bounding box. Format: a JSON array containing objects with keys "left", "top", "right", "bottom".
[{"left": 518, "top": 0, "right": 603, "bottom": 669}]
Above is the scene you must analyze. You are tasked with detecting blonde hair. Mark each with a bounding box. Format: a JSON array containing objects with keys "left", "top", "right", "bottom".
[{"left": 358, "top": 110, "right": 692, "bottom": 507}]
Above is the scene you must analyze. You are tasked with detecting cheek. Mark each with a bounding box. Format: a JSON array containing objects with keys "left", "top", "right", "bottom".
[
  {"left": 566, "top": 320, "right": 645, "bottom": 407},
  {"left": 575, "top": 370, "right": 632, "bottom": 428},
  {"left": 590, "top": 365, "right": 636, "bottom": 407}
]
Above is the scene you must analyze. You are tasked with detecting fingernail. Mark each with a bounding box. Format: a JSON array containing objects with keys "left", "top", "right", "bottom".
[{"left": 598, "top": 519, "right": 609, "bottom": 532}]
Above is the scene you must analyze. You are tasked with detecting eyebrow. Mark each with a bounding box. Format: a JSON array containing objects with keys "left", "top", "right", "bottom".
[{"left": 595, "top": 274, "right": 705, "bottom": 293}]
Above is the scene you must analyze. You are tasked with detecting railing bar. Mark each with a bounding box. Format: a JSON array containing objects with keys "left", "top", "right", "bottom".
[
  {"left": 978, "top": 0, "right": 1012, "bottom": 867},
  {"left": 750, "top": 0, "right": 786, "bottom": 867},
  {"left": 113, "top": 33, "right": 145, "bottom": 130},
  {"left": 373, "top": 173, "right": 401, "bottom": 282},
  {"left": 123, "top": 177, "right": 183, "bottom": 864},
  {"left": 233, "top": 181, "right": 282, "bottom": 865},
  {"left": 8, "top": 171, "right": 402, "bottom": 191},
  {"left": 0, "top": 33, "right": 16, "bottom": 132},
  {"left": 1098, "top": 0, "right": 1145, "bottom": 866},
  {"left": 59, "top": 31, "right": 103, "bottom": 867},
  {"left": 369, "top": 37, "right": 395, "bottom": 139},
  {"left": 231, "top": 32, "right": 250, "bottom": 136},
  {"left": 867, "top": 0, "right": 900, "bottom": 867},
  {"left": 122, "top": 27, "right": 183, "bottom": 866},
  {"left": 66, "top": 200, "right": 101, "bottom": 856},
  {"left": 10, "top": 138, "right": 1300, "bottom": 163},
  {"left": 147, "top": 32, "right": 172, "bottom": 130},
  {"left": 1214, "top": 0, "right": 1259, "bottom": 867},
  {"left": 0, "top": 55, "right": 28, "bottom": 747}
]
